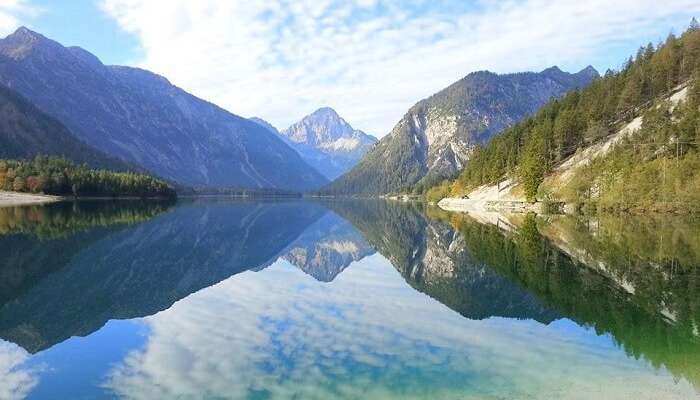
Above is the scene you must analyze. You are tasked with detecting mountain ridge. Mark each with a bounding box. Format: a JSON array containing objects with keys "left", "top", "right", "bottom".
[
  {"left": 323, "top": 65, "right": 598, "bottom": 195},
  {"left": 0, "top": 27, "right": 327, "bottom": 191},
  {"left": 433, "top": 24, "right": 700, "bottom": 211}
]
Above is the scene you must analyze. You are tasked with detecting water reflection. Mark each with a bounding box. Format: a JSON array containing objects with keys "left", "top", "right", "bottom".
[
  {"left": 0, "top": 201, "right": 174, "bottom": 319},
  {"left": 433, "top": 210, "right": 700, "bottom": 391},
  {"left": 282, "top": 211, "right": 375, "bottom": 282},
  {"left": 0, "top": 200, "right": 697, "bottom": 399},
  {"left": 103, "top": 259, "right": 697, "bottom": 400},
  {"left": 327, "top": 201, "right": 560, "bottom": 322},
  {"left": 0, "top": 341, "right": 36, "bottom": 400},
  {"left": 0, "top": 200, "right": 325, "bottom": 353}
]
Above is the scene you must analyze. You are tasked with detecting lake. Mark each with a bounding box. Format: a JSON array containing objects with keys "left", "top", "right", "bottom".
[{"left": 0, "top": 199, "right": 698, "bottom": 399}]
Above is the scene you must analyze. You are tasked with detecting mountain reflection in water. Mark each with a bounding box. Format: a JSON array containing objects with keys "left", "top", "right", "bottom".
[{"left": 0, "top": 199, "right": 698, "bottom": 399}]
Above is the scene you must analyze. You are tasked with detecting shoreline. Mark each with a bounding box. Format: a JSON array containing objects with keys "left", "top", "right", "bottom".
[
  {"left": 437, "top": 197, "right": 553, "bottom": 214},
  {"left": 0, "top": 191, "right": 63, "bottom": 208},
  {"left": 0, "top": 191, "right": 177, "bottom": 208}
]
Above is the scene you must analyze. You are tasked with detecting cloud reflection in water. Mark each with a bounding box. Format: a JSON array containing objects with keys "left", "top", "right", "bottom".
[
  {"left": 0, "top": 342, "right": 38, "bottom": 400},
  {"left": 104, "top": 254, "right": 697, "bottom": 400}
]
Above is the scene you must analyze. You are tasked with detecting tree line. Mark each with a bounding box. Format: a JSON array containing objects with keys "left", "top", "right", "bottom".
[
  {"left": 0, "top": 156, "right": 176, "bottom": 198},
  {"left": 428, "top": 20, "right": 700, "bottom": 210}
]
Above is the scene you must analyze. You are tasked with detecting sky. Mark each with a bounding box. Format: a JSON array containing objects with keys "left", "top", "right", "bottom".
[{"left": 0, "top": 1, "right": 698, "bottom": 137}]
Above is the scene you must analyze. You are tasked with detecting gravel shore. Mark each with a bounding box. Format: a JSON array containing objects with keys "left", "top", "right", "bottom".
[{"left": 0, "top": 191, "right": 61, "bottom": 208}]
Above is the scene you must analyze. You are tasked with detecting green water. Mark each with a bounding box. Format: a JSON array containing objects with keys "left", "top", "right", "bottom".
[{"left": 0, "top": 200, "right": 698, "bottom": 399}]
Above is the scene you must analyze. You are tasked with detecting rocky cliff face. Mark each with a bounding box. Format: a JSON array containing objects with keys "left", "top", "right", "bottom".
[
  {"left": 324, "top": 66, "right": 598, "bottom": 194},
  {"left": 0, "top": 27, "right": 327, "bottom": 190},
  {"left": 261, "top": 108, "right": 377, "bottom": 180}
]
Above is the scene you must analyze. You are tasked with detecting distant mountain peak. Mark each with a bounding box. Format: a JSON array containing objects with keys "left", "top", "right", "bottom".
[
  {"left": 577, "top": 65, "right": 599, "bottom": 77},
  {"left": 279, "top": 108, "right": 377, "bottom": 180},
  {"left": 284, "top": 108, "right": 356, "bottom": 145},
  {"left": 542, "top": 65, "right": 563, "bottom": 74},
  {"left": 303, "top": 107, "right": 346, "bottom": 125},
  {"left": 0, "top": 28, "right": 106, "bottom": 72},
  {"left": 465, "top": 70, "right": 496, "bottom": 79},
  {"left": 9, "top": 26, "right": 43, "bottom": 41},
  {"left": 0, "top": 26, "right": 56, "bottom": 60},
  {"left": 542, "top": 65, "right": 599, "bottom": 80},
  {"left": 311, "top": 106, "right": 339, "bottom": 116}
]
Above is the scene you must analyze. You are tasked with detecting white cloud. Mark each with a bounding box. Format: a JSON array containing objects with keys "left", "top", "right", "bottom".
[
  {"left": 0, "top": 0, "right": 37, "bottom": 36},
  {"left": 98, "top": 0, "right": 700, "bottom": 137}
]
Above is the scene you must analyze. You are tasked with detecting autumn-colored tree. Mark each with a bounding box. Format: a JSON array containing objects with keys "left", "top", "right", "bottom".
[
  {"left": 26, "top": 176, "right": 43, "bottom": 193},
  {"left": 0, "top": 156, "right": 176, "bottom": 198}
]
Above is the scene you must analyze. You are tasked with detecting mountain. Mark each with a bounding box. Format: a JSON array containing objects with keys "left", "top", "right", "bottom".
[
  {"left": 257, "top": 108, "right": 378, "bottom": 180},
  {"left": 435, "top": 25, "right": 700, "bottom": 210},
  {"left": 323, "top": 66, "right": 599, "bottom": 195},
  {"left": 0, "top": 27, "right": 327, "bottom": 191},
  {"left": 249, "top": 117, "right": 279, "bottom": 134},
  {"left": 0, "top": 82, "right": 129, "bottom": 170}
]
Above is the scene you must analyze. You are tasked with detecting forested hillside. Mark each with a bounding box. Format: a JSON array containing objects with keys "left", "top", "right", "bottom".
[
  {"left": 322, "top": 65, "right": 597, "bottom": 196},
  {"left": 0, "top": 156, "right": 176, "bottom": 198},
  {"left": 0, "top": 27, "right": 327, "bottom": 191},
  {"left": 430, "top": 21, "right": 700, "bottom": 212}
]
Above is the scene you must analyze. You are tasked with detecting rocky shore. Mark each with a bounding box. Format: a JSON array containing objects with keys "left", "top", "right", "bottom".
[{"left": 0, "top": 191, "right": 61, "bottom": 208}]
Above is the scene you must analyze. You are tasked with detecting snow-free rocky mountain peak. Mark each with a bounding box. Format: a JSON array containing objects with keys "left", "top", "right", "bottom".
[
  {"left": 259, "top": 108, "right": 378, "bottom": 180},
  {"left": 0, "top": 27, "right": 327, "bottom": 190},
  {"left": 324, "top": 66, "right": 599, "bottom": 195},
  {"left": 283, "top": 107, "right": 363, "bottom": 148}
]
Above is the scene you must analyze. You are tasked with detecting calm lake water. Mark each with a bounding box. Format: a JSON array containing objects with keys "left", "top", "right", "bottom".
[{"left": 0, "top": 199, "right": 699, "bottom": 399}]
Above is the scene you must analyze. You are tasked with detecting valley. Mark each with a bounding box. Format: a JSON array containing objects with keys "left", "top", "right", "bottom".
[
  {"left": 0, "top": 10, "right": 699, "bottom": 400},
  {"left": 2, "top": 23, "right": 698, "bottom": 216}
]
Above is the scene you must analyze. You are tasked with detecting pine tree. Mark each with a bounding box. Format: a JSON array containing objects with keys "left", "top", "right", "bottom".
[
  {"left": 618, "top": 75, "right": 642, "bottom": 113},
  {"left": 643, "top": 43, "right": 655, "bottom": 61}
]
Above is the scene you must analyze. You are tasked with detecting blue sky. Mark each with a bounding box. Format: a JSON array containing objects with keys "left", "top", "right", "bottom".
[
  {"left": 2, "top": 1, "right": 700, "bottom": 136},
  {"left": 9, "top": 0, "right": 140, "bottom": 64}
]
